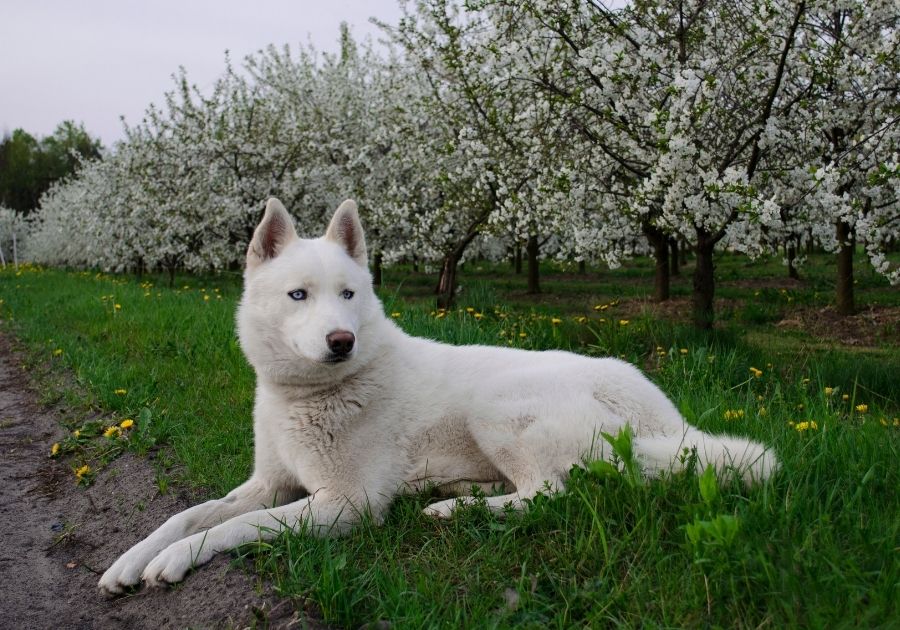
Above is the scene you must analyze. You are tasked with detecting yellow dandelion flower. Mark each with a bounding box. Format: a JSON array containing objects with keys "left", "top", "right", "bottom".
[
  {"left": 53, "top": 348, "right": 63, "bottom": 356},
  {"left": 474, "top": 313, "right": 484, "bottom": 320},
  {"left": 519, "top": 332, "right": 527, "bottom": 338},
  {"left": 103, "top": 426, "right": 121, "bottom": 438},
  {"left": 119, "top": 419, "right": 134, "bottom": 429},
  {"left": 794, "top": 421, "right": 818, "bottom": 432},
  {"left": 842, "top": 394, "right": 849, "bottom": 401},
  {"left": 203, "top": 294, "right": 210, "bottom": 301},
  {"left": 551, "top": 318, "right": 562, "bottom": 325},
  {"left": 73, "top": 429, "right": 80, "bottom": 438},
  {"left": 824, "top": 387, "right": 834, "bottom": 396},
  {"left": 679, "top": 348, "right": 688, "bottom": 355},
  {"left": 576, "top": 316, "right": 587, "bottom": 324},
  {"left": 114, "top": 389, "right": 127, "bottom": 395},
  {"left": 881, "top": 418, "right": 889, "bottom": 427},
  {"left": 465, "top": 307, "right": 475, "bottom": 313},
  {"left": 893, "top": 418, "right": 899, "bottom": 427},
  {"left": 802, "top": 378, "right": 810, "bottom": 385},
  {"left": 619, "top": 319, "right": 629, "bottom": 326},
  {"left": 749, "top": 367, "right": 763, "bottom": 378},
  {"left": 436, "top": 312, "right": 446, "bottom": 319},
  {"left": 114, "top": 304, "right": 121, "bottom": 310},
  {"left": 723, "top": 409, "right": 745, "bottom": 421},
  {"left": 759, "top": 407, "right": 767, "bottom": 417},
  {"left": 51, "top": 443, "right": 60, "bottom": 456},
  {"left": 390, "top": 312, "right": 401, "bottom": 318},
  {"left": 656, "top": 346, "right": 664, "bottom": 352},
  {"left": 855, "top": 404, "right": 868, "bottom": 414},
  {"left": 75, "top": 465, "right": 91, "bottom": 479}
]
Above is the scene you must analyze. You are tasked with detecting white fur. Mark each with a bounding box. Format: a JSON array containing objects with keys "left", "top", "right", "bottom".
[{"left": 98, "top": 198, "right": 778, "bottom": 595}]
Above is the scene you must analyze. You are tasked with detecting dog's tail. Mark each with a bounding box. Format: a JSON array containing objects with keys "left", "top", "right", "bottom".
[{"left": 633, "top": 428, "right": 778, "bottom": 484}]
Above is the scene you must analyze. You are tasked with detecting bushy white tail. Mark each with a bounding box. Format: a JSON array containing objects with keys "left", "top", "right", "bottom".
[{"left": 634, "top": 429, "right": 778, "bottom": 484}]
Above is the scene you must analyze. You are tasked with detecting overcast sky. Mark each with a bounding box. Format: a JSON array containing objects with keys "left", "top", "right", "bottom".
[{"left": 0, "top": 0, "right": 405, "bottom": 146}]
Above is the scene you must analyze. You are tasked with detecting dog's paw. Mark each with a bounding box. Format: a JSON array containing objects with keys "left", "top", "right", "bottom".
[
  {"left": 141, "top": 539, "right": 196, "bottom": 588},
  {"left": 142, "top": 534, "right": 217, "bottom": 588},
  {"left": 98, "top": 545, "right": 157, "bottom": 597},
  {"left": 422, "top": 499, "right": 456, "bottom": 519}
]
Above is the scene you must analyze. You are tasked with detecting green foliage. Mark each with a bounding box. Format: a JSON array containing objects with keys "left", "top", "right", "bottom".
[{"left": 0, "top": 121, "right": 102, "bottom": 213}]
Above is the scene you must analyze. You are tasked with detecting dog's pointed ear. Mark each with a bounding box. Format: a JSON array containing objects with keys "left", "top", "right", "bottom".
[
  {"left": 247, "top": 198, "right": 298, "bottom": 268},
  {"left": 324, "top": 199, "right": 367, "bottom": 267}
]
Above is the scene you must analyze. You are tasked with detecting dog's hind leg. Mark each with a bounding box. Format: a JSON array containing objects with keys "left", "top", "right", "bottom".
[{"left": 99, "top": 476, "right": 300, "bottom": 596}]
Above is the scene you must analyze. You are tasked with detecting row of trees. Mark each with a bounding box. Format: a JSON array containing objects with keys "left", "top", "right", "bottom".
[
  {"left": 18, "top": 0, "right": 900, "bottom": 326},
  {"left": 0, "top": 121, "right": 103, "bottom": 213}
]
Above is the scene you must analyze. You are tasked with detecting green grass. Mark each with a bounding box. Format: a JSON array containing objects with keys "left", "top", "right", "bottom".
[{"left": 0, "top": 257, "right": 898, "bottom": 628}]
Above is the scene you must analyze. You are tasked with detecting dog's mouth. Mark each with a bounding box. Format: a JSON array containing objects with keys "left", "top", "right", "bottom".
[{"left": 321, "top": 354, "right": 351, "bottom": 364}]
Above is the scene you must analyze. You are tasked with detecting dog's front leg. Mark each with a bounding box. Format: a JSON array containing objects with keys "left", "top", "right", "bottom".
[
  {"left": 99, "top": 477, "right": 289, "bottom": 595},
  {"left": 141, "top": 490, "right": 366, "bottom": 588}
]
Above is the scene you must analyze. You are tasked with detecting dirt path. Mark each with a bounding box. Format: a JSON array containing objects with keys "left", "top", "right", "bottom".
[{"left": 0, "top": 331, "right": 318, "bottom": 629}]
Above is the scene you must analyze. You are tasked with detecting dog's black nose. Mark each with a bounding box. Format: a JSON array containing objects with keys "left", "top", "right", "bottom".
[{"left": 326, "top": 330, "right": 355, "bottom": 356}]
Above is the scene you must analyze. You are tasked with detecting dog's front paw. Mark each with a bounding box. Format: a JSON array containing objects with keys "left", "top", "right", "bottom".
[
  {"left": 142, "top": 535, "right": 214, "bottom": 588},
  {"left": 98, "top": 544, "right": 158, "bottom": 597}
]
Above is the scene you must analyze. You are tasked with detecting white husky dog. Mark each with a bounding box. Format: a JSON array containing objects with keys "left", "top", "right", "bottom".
[{"left": 99, "top": 198, "right": 776, "bottom": 594}]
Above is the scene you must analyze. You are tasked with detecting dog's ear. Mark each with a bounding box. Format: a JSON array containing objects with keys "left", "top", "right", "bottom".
[
  {"left": 247, "top": 198, "right": 298, "bottom": 268},
  {"left": 324, "top": 199, "right": 367, "bottom": 267}
]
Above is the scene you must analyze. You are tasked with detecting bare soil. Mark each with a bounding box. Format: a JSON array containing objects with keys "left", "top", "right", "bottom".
[{"left": 0, "top": 331, "right": 323, "bottom": 630}]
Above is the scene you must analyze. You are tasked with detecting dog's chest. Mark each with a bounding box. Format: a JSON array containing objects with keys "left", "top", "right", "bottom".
[{"left": 281, "top": 375, "right": 380, "bottom": 448}]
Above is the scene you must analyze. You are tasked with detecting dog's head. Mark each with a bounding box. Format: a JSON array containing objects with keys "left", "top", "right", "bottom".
[{"left": 237, "top": 198, "right": 380, "bottom": 381}]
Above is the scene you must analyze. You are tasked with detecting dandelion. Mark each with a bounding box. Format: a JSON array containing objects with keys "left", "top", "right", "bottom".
[
  {"left": 119, "top": 419, "right": 134, "bottom": 429},
  {"left": 519, "top": 332, "right": 527, "bottom": 338},
  {"left": 114, "top": 389, "right": 127, "bottom": 395},
  {"left": 75, "top": 465, "right": 91, "bottom": 480},
  {"left": 855, "top": 404, "right": 868, "bottom": 414},
  {"left": 576, "top": 316, "right": 587, "bottom": 324},
  {"left": 794, "top": 421, "right": 819, "bottom": 432},
  {"left": 474, "top": 313, "right": 484, "bottom": 320},
  {"left": 749, "top": 367, "right": 763, "bottom": 378},
  {"left": 51, "top": 443, "right": 60, "bottom": 456},
  {"left": 619, "top": 319, "right": 629, "bottom": 326},
  {"left": 881, "top": 419, "right": 889, "bottom": 427},
  {"left": 551, "top": 318, "right": 562, "bottom": 325},
  {"left": 465, "top": 307, "right": 475, "bottom": 313},
  {"left": 53, "top": 348, "right": 63, "bottom": 356},
  {"left": 824, "top": 387, "right": 834, "bottom": 396},
  {"left": 203, "top": 295, "right": 210, "bottom": 302},
  {"left": 723, "top": 409, "right": 745, "bottom": 421},
  {"left": 104, "top": 426, "right": 121, "bottom": 438},
  {"left": 436, "top": 312, "right": 446, "bottom": 319},
  {"left": 679, "top": 348, "right": 688, "bottom": 355},
  {"left": 759, "top": 407, "right": 767, "bottom": 417},
  {"left": 802, "top": 378, "right": 810, "bottom": 385},
  {"left": 114, "top": 304, "right": 121, "bottom": 310},
  {"left": 842, "top": 394, "right": 849, "bottom": 401},
  {"left": 390, "top": 312, "right": 401, "bottom": 318},
  {"left": 73, "top": 430, "right": 80, "bottom": 438}
]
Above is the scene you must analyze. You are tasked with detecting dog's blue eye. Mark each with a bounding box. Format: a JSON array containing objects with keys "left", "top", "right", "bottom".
[
  {"left": 342, "top": 289, "right": 354, "bottom": 300},
  {"left": 288, "top": 289, "right": 307, "bottom": 301}
]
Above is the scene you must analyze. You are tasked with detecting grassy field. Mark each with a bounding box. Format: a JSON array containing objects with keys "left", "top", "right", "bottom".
[{"left": 1, "top": 253, "right": 898, "bottom": 628}]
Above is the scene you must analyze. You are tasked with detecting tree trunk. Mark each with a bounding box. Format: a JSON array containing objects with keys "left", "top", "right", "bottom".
[
  {"left": 835, "top": 220, "right": 855, "bottom": 315},
  {"left": 514, "top": 244, "right": 522, "bottom": 275},
  {"left": 526, "top": 235, "right": 541, "bottom": 294},
  {"left": 692, "top": 233, "right": 716, "bottom": 329},
  {"left": 669, "top": 238, "right": 680, "bottom": 276},
  {"left": 786, "top": 240, "right": 799, "bottom": 280},
  {"left": 413, "top": 258, "right": 419, "bottom": 273},
  {"left": 644, "top": 225, "right": 670, "bottom": 302},
  {"left": 680, "top": 239, "right": 688, "bottom": 266},
  {"left": 372, "top": 251, "right": 383, "bottom": 286},
  {"left": 578, "top": 260, "right": 586, "bottom": 274},
  {"left": 436, "top": 253, "right": 460, "bottom": 309}
]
